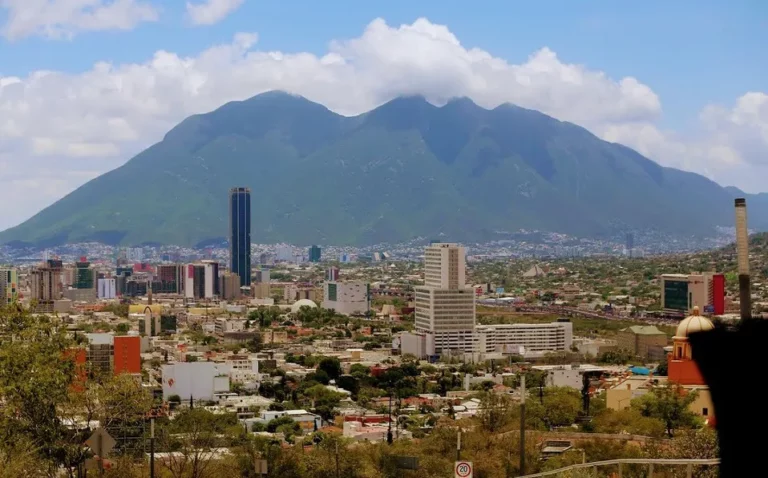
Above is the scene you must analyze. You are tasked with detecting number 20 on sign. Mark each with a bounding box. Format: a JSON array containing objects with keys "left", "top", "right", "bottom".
[{"left": 455, "top": 461, "right": 473, "bottom": 478}]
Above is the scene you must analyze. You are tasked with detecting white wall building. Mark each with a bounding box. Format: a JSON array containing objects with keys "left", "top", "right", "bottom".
[
  {"left": 414, "top": 243, "right": 475, "bottom": 354},
  {"left": 161, "top": 362, "right": 230, "bottom": 401},
  {"left": 215, "top": 318, "right": 246, "bottom": 334},
  {"left": 322, "top": 281, "right": 370, "bottom": 316},
  {"left": 97, "top": 278, "right": 116, "bottom": 299},
  {"left": 475, "top": 321, "right": 573, "bottom": 354}
]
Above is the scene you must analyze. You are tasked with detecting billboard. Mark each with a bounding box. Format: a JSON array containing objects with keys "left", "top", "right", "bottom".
[{"left": 496, "top": 287, "right": 505, "bottom": 295}]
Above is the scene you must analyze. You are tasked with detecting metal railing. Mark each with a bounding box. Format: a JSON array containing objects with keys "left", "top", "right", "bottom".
[{"left": 519, "top": 458, "right": 720, "bottom": 477}]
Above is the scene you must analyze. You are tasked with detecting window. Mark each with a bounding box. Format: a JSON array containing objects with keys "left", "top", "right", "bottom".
[{"left": 702, "top": 408, "right": 708, "bottom": 416}]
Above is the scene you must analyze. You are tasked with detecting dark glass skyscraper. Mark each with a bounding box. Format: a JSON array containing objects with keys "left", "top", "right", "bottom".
[{"left": 229, "top": 187, "right": 251, "bottom": 287}]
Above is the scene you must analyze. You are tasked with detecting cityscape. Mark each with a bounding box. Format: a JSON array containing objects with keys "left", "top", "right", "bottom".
[{"left": 0, "top": 2, "right": 765, "bottom": 477}]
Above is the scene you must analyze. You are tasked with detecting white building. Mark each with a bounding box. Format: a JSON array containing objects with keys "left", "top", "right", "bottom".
[
  {"left": 202, "top": 260, "right": 219, "bottom": 299},
  {"left": 414, "top": 243, "right": 475, "bottom": 354},
  {"left": 224, "top": 355, "right": 260, "bottom": 384},
  {"left": 97, "top": 278, "right": 116, "bottom": 299},
  {"left": 161, "top": 362, "right": 230, "bottom": 401},
  {"left": 322, "top": 281, "right": 370, "bottom": 316},
  {"left": 215, "top": 318, "right": 246, "bottom": 334},
  {"left": 475, "top": 321, "right": 573, "bottom": 354}
]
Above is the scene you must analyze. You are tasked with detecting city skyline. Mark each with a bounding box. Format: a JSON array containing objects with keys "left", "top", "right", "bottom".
[{"left": 0, "top": 1, "right": 766, "bottom": 231}]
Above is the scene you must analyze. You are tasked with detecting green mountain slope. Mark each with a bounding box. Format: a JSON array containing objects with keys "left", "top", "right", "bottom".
[{"left": 2, "top": 91, "right": 765, "bottom": 247}]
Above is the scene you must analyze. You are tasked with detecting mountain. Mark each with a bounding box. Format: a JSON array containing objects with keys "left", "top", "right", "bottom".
[{"left": 2, "top": 91, "right": 767, "bottom": 247}]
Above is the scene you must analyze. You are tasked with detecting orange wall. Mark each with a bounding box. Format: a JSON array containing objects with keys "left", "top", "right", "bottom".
[
  {"left": 114, "top": 336, "right": 141, "bottom": 375},
  {"left": 668, "top": 358, "right": 705, "bottom": 386}
]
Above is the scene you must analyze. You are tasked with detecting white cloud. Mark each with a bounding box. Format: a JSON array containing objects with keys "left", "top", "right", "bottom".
[
  {"left": 186, "top": 0, "right": 244, "bottom": 26},
  {"left": 0, "top": 17, "right": 765, "bottom": 230},
  {"left": 0, "top": 0, "right": 159, "bottom": 40}
]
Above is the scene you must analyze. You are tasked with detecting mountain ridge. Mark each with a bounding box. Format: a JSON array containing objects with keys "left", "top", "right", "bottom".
[{"left": 2, "top": 91, "right": 766, "bottom": 247}]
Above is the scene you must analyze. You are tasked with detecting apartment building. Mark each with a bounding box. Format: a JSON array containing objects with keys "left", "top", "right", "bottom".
[{"left": 414, "top": 243, "right": 475, "bottom": 353}]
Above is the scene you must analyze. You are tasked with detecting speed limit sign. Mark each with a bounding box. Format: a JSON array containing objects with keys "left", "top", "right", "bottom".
[{"left": 455, "top": 461, "right": 473, "bottom": 478}]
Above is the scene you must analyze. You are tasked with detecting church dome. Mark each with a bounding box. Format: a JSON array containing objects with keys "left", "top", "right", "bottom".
[
  {"left": 291, "top": 299, "right": 318, "bottom": 313},
  {"left": 675, "top": 306, "right": 714, "bottom": 338}
]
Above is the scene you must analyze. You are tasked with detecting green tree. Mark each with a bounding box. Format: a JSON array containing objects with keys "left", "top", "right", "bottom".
[
  {"left": 632, "top": 384, "right": 701, "bottom": 437},
  {"left": 317, "top": 357, "right": 342, "bottom": 380},
  {"left": 0, "top": 307, "right": 80, "bottom": 476}
]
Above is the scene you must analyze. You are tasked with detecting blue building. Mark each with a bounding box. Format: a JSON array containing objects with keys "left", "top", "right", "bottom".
[
  {"left": 308, "top": 245, "right": 322, "bottom": 263},
  {"left": 229, "top": 187, "right": 251, "bottom": 287}
]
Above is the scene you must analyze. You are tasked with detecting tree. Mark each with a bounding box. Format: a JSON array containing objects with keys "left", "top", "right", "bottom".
[
  {"left": 159, "top": 409, "right": 239, "bottom": 478},
  {"left": 592, "top": 408, "right": 666, "bottom": 438},
  {"left": 303, "top": 384, "right": 345, "bottom": 422},
  {"left": 478, "top": 392, "right": 515, "bottom": 432},
  {"left": 0, "top": 307, "right": 80, "bottom": 476},
  {"left": 632, "top": 384, "right": 701, "bottom": 437},
  {"left": 526, "top": 387, "right": 582, "bottom": 429},
  {"left": 317, "top": 357, "right": 342, "bottom": 381}
]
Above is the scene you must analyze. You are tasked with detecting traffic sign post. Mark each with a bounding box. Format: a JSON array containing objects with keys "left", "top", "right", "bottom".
[
  {"left": 85, "top": 428, "right": 116, "bottom": 478},
  {"left": 455, "top": 461, "right": 473, "bottom": 478}
]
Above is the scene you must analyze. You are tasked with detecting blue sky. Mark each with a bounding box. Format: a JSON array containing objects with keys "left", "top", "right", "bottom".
[{"left": 0, "top": 0, "right": 767, "bottom": 229}]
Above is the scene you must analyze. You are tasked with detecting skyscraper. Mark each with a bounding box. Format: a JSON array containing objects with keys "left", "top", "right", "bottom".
[
  {"left": 308, "top": 245, "right": 322, "bottom": 263},
  {"left": 229, "top": 187, "right": 251, "bottom": 287},
  {"left": 414, "top": 243, "right": 475, "bottom": 353}
]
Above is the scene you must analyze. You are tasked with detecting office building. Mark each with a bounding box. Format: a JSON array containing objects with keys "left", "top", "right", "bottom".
[
  {"left": 415, "top": 243, "right": 475, "bottom": 354},
  {"left": 157, "top": 264, "right": 185, "bottom": 294},
  {"left": 97, "top": 278, "right": 116, "bottom": 299},
  {"left": 85, "top": 333, "right": 113, "bottom": 376},
  {"left": 308, "top": 245, "right": 322, "bottom": 263},
  {"left": 322, "top": 281, "right": 370, "bottom": 316},
  {"left": 184, "top": 263, "right": 219, "bottom": 300},
  {"left": 74, "top": 257, "right": 95, "bottom": 290},
  {"left": 254, "top": 268, "right": 270, "bottom": 284},
  {"left": 660, "top": 273, "right": 725, "bottom": 316},
  {"left": 475, "top": 321, "right": 573, "bottom": 354},
  {"left": 30, "top": 262, "right": 63, "bottom": 311},
  {"left": 202, "top": 260, "right": 220, "bottom": 298},
  {"left": 220, "top": 272, "right": 241, "bottom": 301},
  {"left": 616, "top": 325, "right": 668, "bottom": 360},
  {"left": 0, "top": 268, "right": 18, "bottom": 305},
  {"left": 113, "top": 336, "right": 141, "bottom": 375},
  {"left": 230, "top": 187, "right": 252, "bottom": 287}
]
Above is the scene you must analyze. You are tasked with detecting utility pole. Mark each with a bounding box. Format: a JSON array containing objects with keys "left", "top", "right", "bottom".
[
  {"left": 387, "top": 391, "right": 393, "bottom": 445},
  {"left": 97, "top": 432, "right": 104, "bottom": 478},
  {"left": 335, "top": 440, "right": 340, "bottom": 478},
  {"left": 520, "top": 375, "right": 526, "bottom": 476},
  {"left": 150, "top": 418, "right": 155, "bottom": 478},
  {"left": 456, "top": 429, "right": 461, "bottom": 461}
]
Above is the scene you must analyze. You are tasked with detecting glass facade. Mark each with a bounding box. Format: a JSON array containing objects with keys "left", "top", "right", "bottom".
[
  {"left": 229, "top": 187, "right": 252, "bottom": 287},
  {"left": 664, "top": 280, "right": 689, "bottom": 311}
]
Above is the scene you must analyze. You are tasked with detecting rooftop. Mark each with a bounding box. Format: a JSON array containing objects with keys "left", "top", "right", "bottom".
[{"left": 622, "top": 325, "right": 666, "bottom": 336}]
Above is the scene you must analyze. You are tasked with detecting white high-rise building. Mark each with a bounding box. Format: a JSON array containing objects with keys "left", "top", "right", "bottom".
[
  {"left": 97, "top": 278, "right": 116, "bottom": 300},
  {"left": 415, "top": 243, "right": 475, "bottom": 354}
]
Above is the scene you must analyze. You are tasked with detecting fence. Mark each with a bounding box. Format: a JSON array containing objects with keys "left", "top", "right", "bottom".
[{"left": 519, "top": 458, "right": 719, "bottom": 478}]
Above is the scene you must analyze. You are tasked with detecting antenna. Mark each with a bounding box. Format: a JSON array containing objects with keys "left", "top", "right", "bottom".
[{"left": 735, "top": 198, "right": 752, "bottom": 320}]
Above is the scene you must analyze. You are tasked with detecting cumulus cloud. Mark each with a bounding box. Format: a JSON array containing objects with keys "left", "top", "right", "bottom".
[
  {"left": 186, "top": 0, "right": 244, "bottom": 26},
  {"left": 0, "top": 0, "right": 159, "bottom": 40},
  {"left": 0, "top": 17, "right": 765, "bottom": 229},
  {"left": 601, "top": 91, "right": 768, "bottom": 190}
]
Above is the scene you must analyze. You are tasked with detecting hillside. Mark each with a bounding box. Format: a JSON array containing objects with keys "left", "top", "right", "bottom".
[{"left": 2, "top": 91, "right": 767, "bottom": 247}]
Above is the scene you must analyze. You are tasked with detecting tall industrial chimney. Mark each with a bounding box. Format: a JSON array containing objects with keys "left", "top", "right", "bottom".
[{"left": 735, "top": 198, "right": 752, "bottom": 319}]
